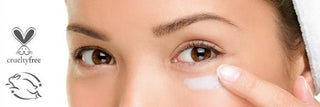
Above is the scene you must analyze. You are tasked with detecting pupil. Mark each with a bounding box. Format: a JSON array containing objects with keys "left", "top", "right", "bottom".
[{"left": 191, "top": 47, "right": 211, "bottom": 62}]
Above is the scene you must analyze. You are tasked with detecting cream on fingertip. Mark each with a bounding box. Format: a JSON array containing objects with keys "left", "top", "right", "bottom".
[{"left": 217, "top": 64, "right": 240, "bottom": 82}]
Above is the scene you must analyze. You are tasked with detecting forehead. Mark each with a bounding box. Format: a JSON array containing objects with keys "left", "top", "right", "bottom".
[
  {"left": 67, "top": 0, "right": 275, "bottom": 38},
  {"left": 67, "top": 0, "right": 215, "bottom": 28}
]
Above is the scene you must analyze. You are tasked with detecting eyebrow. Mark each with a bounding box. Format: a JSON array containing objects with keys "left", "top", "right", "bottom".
[
  {"left": 152, "top": 13, "right": 237, "bottom": 37},
  {"left": 67, "top": 13, "right": 236, "bottom": 41},
  {"left": 67, "top": 24, "right": 109, "bottom": 41}
]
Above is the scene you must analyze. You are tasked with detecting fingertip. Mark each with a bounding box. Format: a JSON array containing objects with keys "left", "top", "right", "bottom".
[
  {"left": 217, "top": 64, "right": 241, "bottom": 83},
  {"left": 217, "top": 64, "right": 229, "bottom": 73},
  {"left": 302, "top": 71, "right": 316, "bottom": 94},
  {"left": 300, "top": 76, "right": 313, "bottom": 97},
  {"left": 293, "top": 76, "right": 316, "bottom": 106}
]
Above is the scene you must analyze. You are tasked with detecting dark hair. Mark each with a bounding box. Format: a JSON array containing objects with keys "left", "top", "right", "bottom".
[{"left": 271, "top": 0, "right": 304, "bottom": 60}]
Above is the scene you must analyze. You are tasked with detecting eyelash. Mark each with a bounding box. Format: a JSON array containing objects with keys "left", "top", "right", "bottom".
[
  {"left": 72, "top": 40, "right": 223, "bottom": 67},
  {"left": 171, "top": 40, "right": 223, "bottom": 65}
]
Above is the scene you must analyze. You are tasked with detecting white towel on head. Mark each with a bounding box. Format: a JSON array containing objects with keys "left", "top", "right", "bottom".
[{"left": 293, "top": 0, "right": 320, "bottom": 94}]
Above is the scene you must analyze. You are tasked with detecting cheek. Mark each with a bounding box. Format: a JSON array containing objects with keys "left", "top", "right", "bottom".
[
  {"left": 173, "top": 86, "right": 253, "bottom": 107},
  {"left": 67, "top": 66, "right": 119, "bottom": 107},
  {"left": 67, "top": 78, "right": 119, "bottom": 107},
  {"left": 225, "top": 36, "right": 292, "bottom": 91},
  {"left": 248, "top": 55, "right": 291, "bottom": 90},
  {"left": 156, "top": 68, "right": 254, "bottom": 106},
  {"left": 67, "top": 65, "right": 254, "bottom": 106},
  {"left": 251, "top": 46, "right": 291, "bottom": 90}
]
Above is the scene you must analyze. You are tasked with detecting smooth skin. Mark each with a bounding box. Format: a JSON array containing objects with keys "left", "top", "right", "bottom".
[{"left": 66, "top": 0, "right": 319, "bottom": 106}]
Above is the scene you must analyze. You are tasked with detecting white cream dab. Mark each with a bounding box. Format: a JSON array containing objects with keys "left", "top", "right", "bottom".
[{"left": 184, "top": 75, "right": 221, "bottom": 90}]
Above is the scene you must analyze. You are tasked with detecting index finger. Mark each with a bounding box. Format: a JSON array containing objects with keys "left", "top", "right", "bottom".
[{"left": 217, "top": 64, "right": 304, "bottom": 107}]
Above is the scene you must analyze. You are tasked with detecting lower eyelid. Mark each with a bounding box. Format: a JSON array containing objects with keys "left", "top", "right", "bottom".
[
  {"left": 172, "top": 55, "right": 224, "bottom": 75},
  {"left": 170, "top": 59, "right": 220, "bottom": 73}
]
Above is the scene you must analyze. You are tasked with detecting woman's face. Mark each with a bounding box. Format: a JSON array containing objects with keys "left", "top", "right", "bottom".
[{"left": 66, "top": 0, "right": 298, "bottom": 106}]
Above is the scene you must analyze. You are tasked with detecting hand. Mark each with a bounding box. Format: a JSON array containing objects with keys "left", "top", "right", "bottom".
[{"left": 217, "top": 64, "right": 320, "bottom": 107}]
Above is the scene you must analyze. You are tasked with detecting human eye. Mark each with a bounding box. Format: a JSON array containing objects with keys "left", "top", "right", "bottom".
[
  {"left": 172, "top": 40, "right": 222, "bottom": 65},
  {"left": 74, "top": 46, "right": 115, "bottom": 66}
]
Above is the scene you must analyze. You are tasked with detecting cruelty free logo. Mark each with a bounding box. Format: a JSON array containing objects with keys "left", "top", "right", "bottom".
[{"left": 6, "top": 27, "right": 41, "bottom": 64}]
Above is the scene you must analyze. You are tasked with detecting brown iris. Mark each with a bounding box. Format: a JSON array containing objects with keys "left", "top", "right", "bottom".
[
  {"left": 191, "top": 47, "right": 211, "bottom": 62},
  {"left": 91, "top": 50, "right": 113, "bottom": 64}
]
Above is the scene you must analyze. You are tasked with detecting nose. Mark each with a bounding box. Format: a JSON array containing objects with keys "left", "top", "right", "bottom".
[{"left": 118, "top": 59, "right": 175, "bottom": 107}]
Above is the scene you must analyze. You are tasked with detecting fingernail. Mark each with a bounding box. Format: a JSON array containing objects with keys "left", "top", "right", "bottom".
[
  {"left": 217, "top": 64, "right": 240, "bottom": 82},
  {"left": 299, "top": 76, "right": 313, "bottom": 97}
]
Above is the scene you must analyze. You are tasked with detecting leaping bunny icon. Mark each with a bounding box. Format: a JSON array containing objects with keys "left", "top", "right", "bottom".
[
  {"left": 12, "top": 27, "right": 36, "bottom": 55},
  {"left": 5, "top": 72, "right": 42, "bottom": 100}
]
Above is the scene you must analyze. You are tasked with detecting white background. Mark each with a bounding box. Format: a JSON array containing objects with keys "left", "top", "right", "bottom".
[
  {"left": 0, "top": 0, "right": 320, "bottom": 107},
  {"left": 0, "top": 0, "right": 68, "bottom": 107}
]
